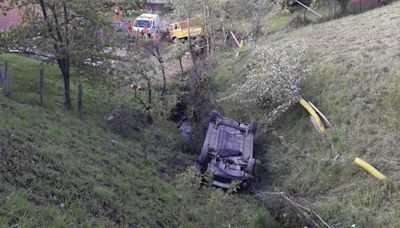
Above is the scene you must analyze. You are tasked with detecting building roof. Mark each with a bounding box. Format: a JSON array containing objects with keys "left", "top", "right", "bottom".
[{"left": 0, "top": 8, "right": 22, "bottom": 31}]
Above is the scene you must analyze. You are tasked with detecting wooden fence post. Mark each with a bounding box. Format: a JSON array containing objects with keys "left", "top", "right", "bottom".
[
  {"left": 40, "top": 67, "right": 45, "bottom": 105},
  {"left": 3, "top": 62, "right": 9, "bottom": 97},
  {"left": 78, "top": 83, "right": 83, "bottom": 120}
]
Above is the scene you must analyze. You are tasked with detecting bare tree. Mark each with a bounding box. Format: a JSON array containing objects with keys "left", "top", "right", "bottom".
[
  {"left": 111, "top": 46, "right": 157, "bottom": 122},
  {"left": 167, "top": 42, "right": 189, "bottom": 80},
  {"left": 144, "top": 42, "right": 167, "bottom": 96}
]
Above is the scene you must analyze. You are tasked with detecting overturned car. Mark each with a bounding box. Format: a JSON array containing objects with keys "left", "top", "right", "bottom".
[{"left": 199, "top": 110, "right": 257, "bottom": 189}]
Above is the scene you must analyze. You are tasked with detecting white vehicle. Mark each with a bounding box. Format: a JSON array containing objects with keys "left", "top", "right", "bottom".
[
  {"left": 133, "top": 13, "right": 161, "bottom": 35},
  {"left": 147, "top": 0, "right": 170, "bottom": 4}
]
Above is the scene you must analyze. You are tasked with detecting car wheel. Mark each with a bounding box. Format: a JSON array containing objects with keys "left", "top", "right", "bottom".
[
  {"left": 249, "top": 121, "right": 257, "bottom": 134},
  {"left": 241, "top": 180, "right": 249, "bottom": 189},
  {"left": 199, "top": 150, "right": 210, "bottom": 173},
  {"left": 209, "top": 110, "right": 219, "bottom": 123},
  {"left": 245, "top": 158, "right": 255, "bottom": 174}
]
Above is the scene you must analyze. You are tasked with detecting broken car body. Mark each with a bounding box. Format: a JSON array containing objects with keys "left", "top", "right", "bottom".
[{"left": 199, "top": 110, "right": 257, "bottom": 189}]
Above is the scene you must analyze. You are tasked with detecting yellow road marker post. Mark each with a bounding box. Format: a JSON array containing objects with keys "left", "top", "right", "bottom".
[
  {"left": 299, "top": 98, "right": 326, "bottom": 133},
  {"left": 354, "top": 157, "right": 386, "bottom": 180}
]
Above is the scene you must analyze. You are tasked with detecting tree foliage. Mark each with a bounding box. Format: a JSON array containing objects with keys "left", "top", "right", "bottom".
[
  {"left": 223, "top": 44, "right": 312, "bottom": 128},
  {"left": 0, "top": 0, "right": 112, "bottom": 109},
  {"left": 0, "top": 0, "right": 142, "bottom": 109}
]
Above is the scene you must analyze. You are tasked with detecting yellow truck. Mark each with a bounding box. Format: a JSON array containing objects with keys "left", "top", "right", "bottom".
[{"left": 168, "top": 17, "right": 204, "bottom": 42}]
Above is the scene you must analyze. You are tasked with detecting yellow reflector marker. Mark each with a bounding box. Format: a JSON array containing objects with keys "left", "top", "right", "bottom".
[
  {"left": 299, "top": 98, "right": 326, "bottom": 133},
  {"left": 236, "top": 40, "right": 244, "bottom": 57},
  {"left": 354, "top": 157, "right": 386, "bottom": 180}
]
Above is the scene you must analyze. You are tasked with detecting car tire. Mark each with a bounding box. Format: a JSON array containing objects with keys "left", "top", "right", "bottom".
[
  {"left": 241, "top": 180, "right": 249, "bottom": 189},
  {"left": 209, "top": 110, "right": 219, "bottom": 123},
  {"left": 199, "top": 149, "right": 210, "bottom": 173},
  {"left": 245, "top": 158, "right": 255, "bottom": 174},
  {"left": 249, "top": 121, "right": 257, "bottom": 134}
]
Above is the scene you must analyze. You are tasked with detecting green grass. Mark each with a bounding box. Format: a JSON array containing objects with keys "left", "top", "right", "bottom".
[
  {"left": 211, "top": 2, "right": 400, "bottom": 227},
  {"left": 0, "top": 54, "right": 279, "bottom": 227},
  {"left": 263, "top": 12, "right": 291, "bottom": 33}
]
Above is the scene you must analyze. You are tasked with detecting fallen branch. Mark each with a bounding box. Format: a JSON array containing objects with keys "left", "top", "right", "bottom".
[
  {"left": 256, "top": 191, "right": 331, "bottom": 228},
  {"left": 295, "top": 0, "right": 322, "bottom": 18},
  {"left": 229, "top": 31, "right": 241, "bottom": 47}
]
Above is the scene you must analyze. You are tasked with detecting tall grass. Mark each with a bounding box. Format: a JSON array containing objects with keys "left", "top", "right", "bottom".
[
  {"left": 212, "top": 2, "right": 400, "bottom": 226},
  {"left": 0, "top": 54, "right": 279, "bottom": 227}
]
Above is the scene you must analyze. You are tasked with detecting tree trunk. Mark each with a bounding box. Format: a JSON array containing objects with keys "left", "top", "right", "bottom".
[
  {"left": 155, "top": 45, "right": 166, "bottom": 96},
  {"left": 147, "top": 79, "right": 153, "bottom": 123},
  {"left": 2, "top": 62, "right": 9, "bottom": 97},
  {"left": 340, "top": 1, "right": 348, "bottom": 14},
  {"left": 186, "top": 17, "right": 196, "bottom": 69},
  {"left": 182, "top": 1, "right": 199, "bottom": 85},
  {"left": 57, "top": 59, "right": 72, "bottom": 109},
  {"left": 147, "top": 78, "right": 152, "bottom": 104},
  {"left": 202, "top": 0, "right": 211, "bottom": 55},
  {"left": 62, "top": 68, "right": 72, "bottom": 109},
  {"left": 179, "top": 57, "right": 184, "bottom": 80},
  {"left": 40, "top": 67, "right": 44, "bottom": 105},
  {"left": 222, "top": 20, "right": 227, "bottom": 46},
  {"left": 331, "top": 0, "right": 336, "bottom": 18},
  {"left": 39, "top": 0, "right": 72, "bottom": 110},
  {"left": 78, "top": 83, "right": 83, "bottom": 119}
]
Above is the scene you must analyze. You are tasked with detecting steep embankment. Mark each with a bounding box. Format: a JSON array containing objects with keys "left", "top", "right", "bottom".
[
  {"left": 214, "top": 2, "right": 400, "bottom": 227},
  {"left": 261, "top": 3, "right": 400, "bottom": 227},
  {"left": 0, "top": 55, "right": 279, "bottom": 227}
]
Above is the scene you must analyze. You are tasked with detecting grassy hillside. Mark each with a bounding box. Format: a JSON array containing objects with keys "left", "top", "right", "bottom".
[
  {"left": 213, "top": 2, "right": 400, "bottom": 227},
  {"left": 0, "top": 55, "right": 279, "bottom": 227}
]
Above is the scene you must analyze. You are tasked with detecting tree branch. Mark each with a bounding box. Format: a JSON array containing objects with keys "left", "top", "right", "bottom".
[
  {"left": 134, "top": 89, "right": 151, "bottom": 111},
  {"left": 38, "top": 0, "right": 59, "bottom": 45},
  {"left": 8, "top": 49, "right": 52, "bottom": 59},
  {"left": 256, "top": 191, "right": 331, "bottom": 228}
]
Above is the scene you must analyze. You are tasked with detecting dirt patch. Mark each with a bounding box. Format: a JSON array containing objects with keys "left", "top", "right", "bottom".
[{"left": 165, "top": 52, "right": 193, "bottom": 79}]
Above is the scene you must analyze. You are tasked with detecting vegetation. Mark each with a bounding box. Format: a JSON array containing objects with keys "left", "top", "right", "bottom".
[
  {"left": 1, "top": 0, "right": 110, "bottom": 109},
  {"left": 0, "top": 54, "right": 278, "bottom": 227},
  {"left": 0, "top": 0, "right": 399, "bottom": 227},
  {"left": 221, "top": 44, "right": 312, "bottom": 129},
  {"left": 212, "top": 1, "right": 400, "bottom": 226}
]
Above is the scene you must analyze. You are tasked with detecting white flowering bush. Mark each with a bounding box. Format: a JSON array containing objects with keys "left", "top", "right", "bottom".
[{"left": 223, "top": 44, "right": 312, "bottom": 128}]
